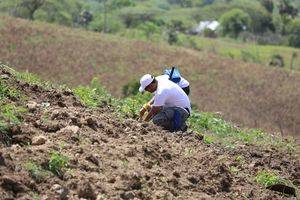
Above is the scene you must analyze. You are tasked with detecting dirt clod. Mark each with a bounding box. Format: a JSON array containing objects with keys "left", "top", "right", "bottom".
[
  {"left": 32, "top": 135, "right": 47, "bottom": 145},
  {"left": 78, "top": 180, "right": 96, "bottom": 200},
  {"left": 1, "top": 175, "right": 27, "bottom": 194}
]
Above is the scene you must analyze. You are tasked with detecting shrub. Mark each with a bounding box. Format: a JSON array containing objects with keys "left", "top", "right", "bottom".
[
  {"left": 139, "top": 21, "right": 161, "bottom": 39},
  {"left": 256, "top": 31, "right": 286, "bottom": 46},
  {"left": 203, "top": 28, "right": 217, "bottom": 38},
  {"left": 108, "top": 0, "right": 135, "bottom": 10},
  {"left": 167, "top": 0, "right": 193, "bottom": 7},
  {"left": 168, "top": 19, "right": 189, "bottom": 32},
  {"left": 33, "top": 0, "right": 83, "bottom": 26},
  {"left": 220, "top": 8, "right": 251, "bottom": 38},
  {"left": 73, "top": 78, "right": 115, "bottom": 107},
  {"left": 287, "top": 19, "right": 300, "bottom": 48},
  {"left": 241, "top": 50, "right": 260, "bottom": 63},
  {"left": 167, "top": 31, "right": 179, "bottom": 45},
  {"left": 0, "top": 103, "right": 27, "bottom": 146},
  {"left": 25, "top": 161, "right": 50, "bottom": 182},
  {"left": 260, "top": 0, "right": 274, "bottom": 13},
  {"left": 48, "top": 151, "right": 69, "bottom": 177},
  {"left": 122, "top": 80, "right": 140, "bottom": 97},
  {"left": 0, "top": 80, "right": 22, "bottom": 101},
  {"left": 255, "top": 170, "right": 284, "bottom": 187},
  {"left": 238, "top": 31, "right": 257, "bottom": 43},
  {"left": 269, "top": 54, "right": 285, "bottom": 67},
  {"left": 0, "top": 103, "right": 27, "bottom": 137},
  {"left": 88, "top": 13, "right": 124, "bottom": 33},
  {"left": 119, "top": 7, "right": 159, "bottom": 28}
]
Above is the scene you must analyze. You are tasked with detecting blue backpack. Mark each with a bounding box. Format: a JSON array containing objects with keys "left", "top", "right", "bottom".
[{"left": 163, "top": 67, "right": 181, "bottom": 83}]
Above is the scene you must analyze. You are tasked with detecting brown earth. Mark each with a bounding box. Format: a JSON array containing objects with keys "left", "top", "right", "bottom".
[
  {"left": 0, "top": 61, "right": 299, "bottom": 199},
  {"left": 0, "top": 16, "right": 299, "bottom": 140}
]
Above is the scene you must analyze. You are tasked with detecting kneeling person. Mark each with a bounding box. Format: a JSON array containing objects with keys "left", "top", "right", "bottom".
[{"left": 139, "top": 74, "right": 191, "bottom": 132}]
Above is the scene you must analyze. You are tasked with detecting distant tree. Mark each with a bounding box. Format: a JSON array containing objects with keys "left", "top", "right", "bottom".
[
  {"left": 238, "top": 4, "right": 275, "bottom": 34},
  {"left": 108, "top": 0, "right": 135, "bottom": 9},
  {"left": 78, "top": 10, "right": 93, "bottom": 27},
  {"left": 286, "top": 19, "right": 300, "bottom": 48},
  {"left": 95, "top": 0, "right": 135, "bottom": 32},
  {"left": 167, "top": 0, "right": 193, "bottom": 8},
  {"left": 140, "top": 22, "right": 160, "bottom": 39},
  {"left": 220, "top": 9, "right": 251, "bottom": 38},
  {"left": 2, "top": 0, "right": 45, "bottom": 20},
  {"left": 278, "top": 0, "right": 298, "bottom": 18},
  {"left": 260, "top": 0, "right": 274, "bottom": 13},
  {"left": 168, "top": 20, "right": 187, "bottom": 32},
  {"left": 33, "top": 0, "right": 83, "bottom": 26},
  {"left": 119, "top": 8, "right": 157, "bottom": 28},
  {"left": 278, "top": 0, "right": 298, "bottom": 34},
  {"left": 201, "top": 0, "right": 215, "bottom": 6},
  {"left": 167, "top": 31, "right": 178, "bottom": 45}
]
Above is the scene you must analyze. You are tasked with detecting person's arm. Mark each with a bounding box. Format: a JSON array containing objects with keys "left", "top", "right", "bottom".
[
  {"left": 144, "top": 106, "right": 162, "bottom": 122},
  {"left": 149, "top": 96, "right": 155, "bottom": 105},
  {"left": 139, "top": 96, "right": 155, "bottom": 121}
]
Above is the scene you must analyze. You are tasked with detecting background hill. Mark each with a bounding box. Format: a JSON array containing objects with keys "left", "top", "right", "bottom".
[
  {"left": 0, "top": 16, "right": 300, "bottom": 140},
  {"left": 1, "top": 0, "right": 300, "bottom": 69}
]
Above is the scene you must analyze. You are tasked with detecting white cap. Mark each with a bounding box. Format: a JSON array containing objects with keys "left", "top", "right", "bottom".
[{"left": 139, "top": 74, "right": 154, "bottom": 92}]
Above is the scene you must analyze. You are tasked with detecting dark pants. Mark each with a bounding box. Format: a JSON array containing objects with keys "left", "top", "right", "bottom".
[
  {"left": 182, "top": 86, "right": 190, "bottom": 95},
  {"left": 152, "top": 107, "right": 190, "bottom": 132}
]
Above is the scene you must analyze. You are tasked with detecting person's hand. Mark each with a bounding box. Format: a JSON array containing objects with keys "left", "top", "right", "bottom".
[{"left": 139, "top": 107, "right": 147, "bottom": 121}]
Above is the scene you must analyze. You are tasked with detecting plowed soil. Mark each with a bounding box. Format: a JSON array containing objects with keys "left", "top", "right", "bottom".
[{"left": 0, "top": 67, "right": 299, "bottom": 199}]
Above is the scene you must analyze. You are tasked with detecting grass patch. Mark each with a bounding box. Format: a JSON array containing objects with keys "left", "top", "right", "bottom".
[
  {"left": 255, "top": 170, "right": 287, "bottom": 187},
  {"left": 188, "top": 112, "right": 296, "bottom": 150},
  {"left": 0, "top": 103, "right": 27, "bottom": 139},
  {"left": 48, "top": 151, "right": 69, "bottom": 177},
  {"left": 16, "top": 71, "right": 53, "bottom": 89},
  {"left": 0, "top": 80, "right": 23, "bottom": 101},
  {"left": 24, "top": 161, "right": 50, "bottom": 182},
  {"left": 73, "top": 77, "right": 115, "bottom": 108},
  {"left": 229, "top": 166, "right": 239, "bottom": 173}
]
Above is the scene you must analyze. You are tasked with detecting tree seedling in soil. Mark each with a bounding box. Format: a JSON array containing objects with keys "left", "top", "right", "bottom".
[
  {"left": 184, "top": 148, "right": 194, "bottom": 156},
  {"left": 255, "top": 170, "right": 298, "bottom": 197},
  {"left": 229, "top": 166, "right": 239, "bottom": 173},
  {"left": 48, "top": 151, "right": 69, "bottom": 177},
  {"left": 255, "top": 170, "right": 285, "bottom": 187},
  {"left": 235, "top": 155, "right": 245, "bottom": 165}
]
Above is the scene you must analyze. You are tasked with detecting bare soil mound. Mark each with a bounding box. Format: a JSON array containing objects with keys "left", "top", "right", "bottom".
[{"left": 0, "top": 67, "right": 299, "bottom": 199}]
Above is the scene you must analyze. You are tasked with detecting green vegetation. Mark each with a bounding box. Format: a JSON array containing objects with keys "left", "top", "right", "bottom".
[
  {"left": 24, "top": 161, "right": 50, "bottom": 182},
  {"left": 73, "top": 77, "right": 115, "bottom": 107},
  {"left": 0, "top": 0, "right": 299, "bottom": 52},
  {"left": 220, "top": 8, "right": 251, "bottom": 38},
  {"left": 0, "top": 79, "right": 22, "bottom": 101},
  {"left": 287, "top": 19, "right": 300, "bottom": 48},
  {"left": 188, "top": 112, "right": 295, "bottom": 150},
  {"left": 255, "top": 170, "right": 287, "bottom": 187},
  {"left": 48, "top": 151, "right": 69, "bottom": 177},
  {"left": 235, "top": 155, "right": 245, "bottom": 165},
  {"left": 73, "top": 78, "right": 296, "bottom": 151},
  {"left": 16, "top": 71, "right": 60, "bottom": 90},
  {"left": 0, "top": 103, "right": 26, "bottom": 129},
  {"left": 229, "top": 166, "right": 239, "bottom": 173}
]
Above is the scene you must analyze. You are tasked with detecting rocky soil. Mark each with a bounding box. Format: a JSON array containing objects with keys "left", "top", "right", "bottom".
[{"left": 0, "top": 67, "right": 299, "bottom": 199}]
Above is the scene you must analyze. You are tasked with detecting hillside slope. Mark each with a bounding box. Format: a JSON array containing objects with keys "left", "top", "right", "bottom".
[
  {"left": 0, "top": 64, "right": 299, "bottom": 199},
  {"left": 0, "top": 16, "right": 300, "bottom": 140}
]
